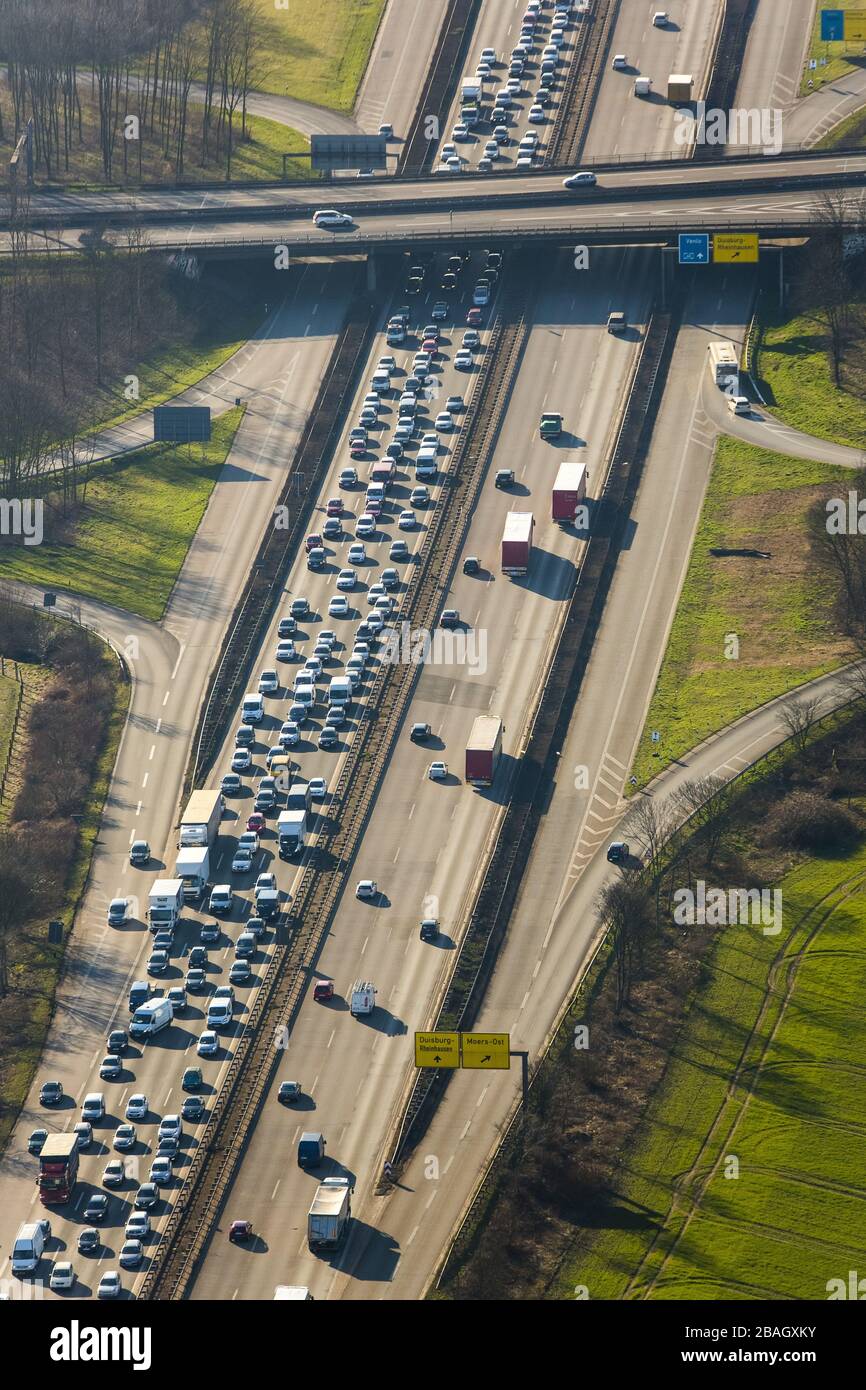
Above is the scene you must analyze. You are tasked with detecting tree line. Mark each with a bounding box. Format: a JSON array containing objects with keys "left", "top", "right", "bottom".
[{"left": 1, "top": 0, "right": 262, "bottom": 182}]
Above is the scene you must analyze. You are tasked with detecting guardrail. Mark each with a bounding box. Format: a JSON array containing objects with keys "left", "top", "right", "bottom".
[
  {"left": 399, "top": 0, "right": 482, "bottom": 175},
  {"left": 549, "top": 0, "right": 621, "bottom": 167}
]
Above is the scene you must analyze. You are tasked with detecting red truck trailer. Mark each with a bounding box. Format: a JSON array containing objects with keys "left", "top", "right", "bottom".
[
  {"left": 465, "top": 715, "right": 504, "bottom": 786},
  {"left": 552, "top": 460, "right": 588, "bottom": 522},
  {"left": 38, "top": 1132, "right": 79, "bottom": 1205},
  {"left": 501, "top": 512, "right": 534, "bottom": 576},
  {"left": 369, "top": 459, "right": 396, "bottom": 489}
]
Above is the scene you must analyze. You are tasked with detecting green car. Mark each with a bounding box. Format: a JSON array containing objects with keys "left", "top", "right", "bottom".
[
  {"left": 182, "top": 1067, "right": 203, "bottom": 1092},
  {"left": 540, "top": 412, "right": 562, "bottom": 439}
]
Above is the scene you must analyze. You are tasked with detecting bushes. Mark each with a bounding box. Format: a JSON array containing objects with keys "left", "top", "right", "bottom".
[{"left": 767, "top": 790, "right": 861, "bottom": 852}]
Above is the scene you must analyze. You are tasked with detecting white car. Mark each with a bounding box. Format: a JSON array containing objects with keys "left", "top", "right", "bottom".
[
  {"left": 231, "top": 747, "right": 252, "bottom": 772},
  {"left": 473, "top": 285, "right": 490, "bottom": 305},
  {"left": 356, "top": 879, "right": 378, "bottom": 898},
  {"left": 303, "top": 656, "right": 322, "bottom": 678},
  {"left": 198, "top": 1031, "right": 219, "bottom": 1057},
  {"left": 356, "top": 514, "right": 376, "bottom": 537},
  {"left": 258, "top": 669, "right": 279, "bottom": 694},
  {"left": 454, "top": 350, "right": 474, "bottom": 369},
  {"left": 119, "top": 1240, "right": 143, "bottom": 1269},
  {"left": 528, "top": 105, "right": 545, "bottom": 122},
  {"left": 435, "top": 412, "right": 453, "bottom": 431},
  {"left": 653, "top": 11, "right": 669, "bottom": 26},
  {"left": 476, "top": 62, "right": 492, "bottom": 78},
  {"left": 445, "top": 156, "right": 462, "bottom": 172},
  {"left": 255, "top": 873, "right": 277, "bottom": 897},
  {"left": 441, "top": 141, "right": 457, "bottom": 159},
  {"left": 275, "top": 640, "right": 295, "bottom": 661},
  {"left": 126, "top": 1212, "right": 150, "bottom": 1240},
  {"left": 348, "top": 543, "right": 367, "bottom": 564},
  {"left": 428, "top": 762, "right": 449, "bottom": 780},
  {"left": 329, "top": 595, "right": 349, "bottom": 618},
  {"left": 159, "top": 1114, "right": 183, "bottom": 1142},
  {"left": 231, "top": 847, "right": 254, "bottom": 874},
  {"left": 480, "top": 46, "right": 497, "bottom": 63},
  {"left": 337, "top": 568, "right": 357, "bottom": 591},
  {"left": 125, "top": 1093, "right": 147, "bottom": 1121},
  {"left": 398, "top": 510, "right": 416, "bottom": 530},
  {"left": 452, "top": 123, "right": 470, "bottom": 141},
  {"left": 377, "top": 354, "right": 396, "bottom": 374},
  {"left": 612, "top": 54, "right": 628, "bottom": 69},
  {"left": 516, "top": 154, "right": 534, "bottom": 168},
  {"left": 97, "top": 1271, "right": 122, "bottom": 1300},
  {"left": 279, "top": 720, "right": 300, "bottom": 746},
  {"left": 309, "top": 777, "right": 327, "bottom": 798},
  {"left": 505, "top": 78, "right": 522, "bottom": 94},
  {"left": 50, "top": 1261, "right": 75, "bottom": 1291}
]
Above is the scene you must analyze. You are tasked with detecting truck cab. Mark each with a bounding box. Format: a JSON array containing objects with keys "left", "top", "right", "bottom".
[
  {"left": 540, "top": 411, "right": 562, "bottom": 438},
  {"left": 297, "top": 1132, "right": 326, "bottom": 1169}
]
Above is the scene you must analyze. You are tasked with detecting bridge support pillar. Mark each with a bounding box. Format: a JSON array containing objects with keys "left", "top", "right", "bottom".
[{"left": 366, "top": 254, "right": 378, "bottom": 293}]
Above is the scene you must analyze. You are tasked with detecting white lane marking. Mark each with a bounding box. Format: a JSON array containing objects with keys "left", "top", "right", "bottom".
[
  {"left": 271, "top": 1180, "right": 280, "bottom": 1200},
  {"left": 148, "top": 745, "right": 155, "bottom": 761},
  {"left": 141, "top": 773, "right": 148, "bottom": 788},
  {"left": 170, "top": 645, "right": 186, "bottom": 681},
  {"left": 162, "top": 690, "right": 170, "bottom": 706}
]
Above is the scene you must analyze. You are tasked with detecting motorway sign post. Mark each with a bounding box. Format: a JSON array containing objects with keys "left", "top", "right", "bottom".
[
  {"left": 713, "top": 232, "right": 759, "bottom": 264},
  {"left": 461, "top": 1032, "right": 511, "bottom": 1069},
  {"left": 678, "top": 233, "right": 710, "bottom": 265},
  {"left": 414, "top": 1032, "right": 460, "bottom": 1068},
  {"left": 821, "top": 9, "right": 866, "bottom": 41}
]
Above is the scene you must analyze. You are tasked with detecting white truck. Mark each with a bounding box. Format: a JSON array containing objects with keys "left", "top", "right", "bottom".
[
  {"left": 147, "top": 879, "right": 184, "bottom": 931},
  {"left": 460, "top": 78, "right": 482, "bottom": 105},
  {"left": 278, "top": 808, "right": 306, "bottom": 858},
  {"left": 274, "top": 1286, "right": 313, "bottom": 1300},
  {"left": 174, "top": 846, "right": 210, "bottom": 902},
  {"left": 129, "top": 997, "right": 174, "bottom": 1040},
  {"left": 350, "top": 981, "right": 377, "bottom": 1017},
  {"left": 178, "top": 790, "right": 223, "bottom": 849},
  {"left": 307, "top": 1177, "right": 352, "bottom": 1251}
]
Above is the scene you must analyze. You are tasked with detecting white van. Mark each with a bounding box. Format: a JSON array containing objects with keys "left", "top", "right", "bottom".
[
  {"left": 371, "top": 371, "right": 390, "bottom": 394},
  {"left": 329, "top": 676, "right": 353, "bottom": 707},
  {"left": 12, "top": 1221, "right": 47, "bottom": 1275},
  {"left": 241, "top": 692, "right": 264, "bottom": 724}
]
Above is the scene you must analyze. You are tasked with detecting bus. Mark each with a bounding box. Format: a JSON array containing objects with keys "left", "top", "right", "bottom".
[{"left": 707, "top": 340, "right": 739, "bottom": 386}]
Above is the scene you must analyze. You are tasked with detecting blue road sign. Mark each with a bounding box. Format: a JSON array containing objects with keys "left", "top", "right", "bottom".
[
  {"left": 820, "top": 9, "right": 845, "bottom": 41},
  {"left": 678, "top": 233, "right": 710, "bottom": 265}
]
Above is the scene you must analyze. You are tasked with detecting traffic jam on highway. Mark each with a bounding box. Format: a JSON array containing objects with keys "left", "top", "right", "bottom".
[{"left": 13, "top": 227, "right": 598, "bottom": 1299}]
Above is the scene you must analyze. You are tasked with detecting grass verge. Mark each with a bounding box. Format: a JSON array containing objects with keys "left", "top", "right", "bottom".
[
  {"left": 563, "top": 834, "right": 866, "bottom": 1301},
  {"left": 799, "top": 0, "right": 866, "bottom": 95},
  {"left": 245, "top": 0, "right": 386, "bottom": 107},
  {"left": 751, "top": 290, "right": 866, "bottom": 448},
  {"left": 630, "top": 438, "right": 855, "bottom": 787},
  {"left": 817, "top": 101, "right": 866, "bottom": 150},
  {"left": 0, "top": 636, "right": 127, "bottom": 1156},
  {"left": 0, "top": 406, "right": 244, "bottom": 621},
  {"left": 0, "top": 672, "right": 20, "bottom": 793}
]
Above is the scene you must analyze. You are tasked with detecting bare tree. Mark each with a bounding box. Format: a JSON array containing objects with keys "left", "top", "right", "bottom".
[
  {"left": 597, "top": 877, "right": 654, "bottom": 1012},
  {"left": 779, "top": 694, "right": 823, "bottom": 758},
  {"left": 672, "top": 774, "right": 735, "bottom": 868}
]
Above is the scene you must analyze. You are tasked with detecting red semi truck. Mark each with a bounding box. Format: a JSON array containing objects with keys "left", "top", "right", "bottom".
[
  {"left": 38, "top": 1132, "right": 79, "bottom": 1205},
  {"left": 501, "top": 512, "right": 534, "bottom": 576},
  {"left": 552, "top": 460, "right": 588, "bottom": 522},
  {"left": 465, "top": 715, "right": 504, "bottom": 786}
]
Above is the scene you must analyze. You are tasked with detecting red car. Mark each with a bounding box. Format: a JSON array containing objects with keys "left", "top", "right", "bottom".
[
  {"left": 326, "top": 497, "right": 343, "bottom": 517},
  {"left": 246, "top": 812, "right": 265, "bottom": 833},
  {"left": 229, "top": 1219, "right": 253, "bottom": 1242},
  {"left": 365, "top": 497, "right": 383, "bottom": 517},
  {"left": 350, "top": 439, "right": 367, "bottom": 458},
  {"left": 313, "top": 979, "right": 334, "bottom": 1003},
  {"left": 421, "top": 337, "right": 438, "bottom": 355},
  {"left": 305, "top": 533, "right": 322, "bottom": 553},
  {"left": 466, "top": 307, "right": 482, "bottom": 326}
]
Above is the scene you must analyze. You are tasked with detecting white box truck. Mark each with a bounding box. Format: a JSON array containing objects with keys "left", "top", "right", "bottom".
[
  {"left": 174, "top": 846, "right": 210, "bottom": 902},
  {"left": 147, "top": 879, "right": 184, "bottom": 931},
  {"left": 328, "top": 676, "right": 352, "bottom": 708},
  {"left": 179, "top": 790, "right": 223, "bottom": 848},
  {"left": 461, "top": 78, "right": 482, "bottom": 105},
  {"left": 278, "top": 808, "right": 306, "bottom": 858},
  {"left": 350, "top": 981, "right": 377, "bottom": 1017},
  {"left": 307, "top": 1177, "right": 352, "bottom": 1251},
  {"left": 129, "top": 997, "right": 174, "bottom": 1040},
  {"left": 274, "top": 1286, "right": 313, "bottom": 1300}
]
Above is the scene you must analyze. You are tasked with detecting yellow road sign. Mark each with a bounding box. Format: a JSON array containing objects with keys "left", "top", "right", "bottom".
[
  {"left": 414, "top": 1031, "right": 460, "bottom": 1068},
  {"left": 845, "top": 11, "right": 866, "bottom": 40},
  {"left": 713, "top": 233, "right": 759, "bottom": 264},
  {"left": 461, "top": 1032, "right": 511, "bottom": 1069}
]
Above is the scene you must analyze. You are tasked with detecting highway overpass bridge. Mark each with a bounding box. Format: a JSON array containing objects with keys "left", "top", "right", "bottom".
[{"left": 3, "top": 150, "right": 865, "bottom": 257}]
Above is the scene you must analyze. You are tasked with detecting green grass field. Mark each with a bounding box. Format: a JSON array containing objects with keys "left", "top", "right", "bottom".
[
  {"left": 561, "top": 840, "right": 866, "bottom": 1300},
  {"left": 799, "top": 0, "right": 866, "bottom": 95},
  {"left": 0, "top": 672, "right": 20, "bottom": 787},
  {"left": 752, "top": 294, "right": 866, "bottom": 448},
  {"left": 817, "top": 102, "right": 866, "bottom": 150},
  {"left": 242, "top": 0, "right": 385, "bottom": 107},
  {"left": 0, "top": 407, "right": 243, "bottom": 621},
  {"left": 630, "top": 439, "right": 854, "bottom": 787}
]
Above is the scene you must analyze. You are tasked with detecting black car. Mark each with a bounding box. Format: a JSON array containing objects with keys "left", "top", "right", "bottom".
[
  {"left": 386, "top": 442, "right": 404, "bottom": 461},
  {"left": 463, "top": 556, "right": 480, "bottom": 576},
  {"left": 78, "top": 1228, "right": 100, "bottom": 1255},
  {"left": 447, "top": 255, "right": 463, "bottom": 276},
  {"left": 84, "top": 1193, "right": 109, "bottom": 1223},
  {"left": 189, "top": 945, "right": 208, "bottom": 968},
  {"left": 106, "top": 1029, "right": 128, "bottom": 1055},
  {"left": 495, "top": 469, "right": 515, "bottom": 488},
  {"left": 410, "top": 723, "right": 431, "bottom": 742},
  {"left": 39, "top": 1080, "right": 63, "bottom": 1106},
  {"left": 406, "top": 276, "right": 423, "bottom": 295},
  {"left": 606, "top": 841, "right": 630, "bottom": 865},
  {"left": 200, "top": 921, "right": 221, "bottom": 945},
  {"left": 486, "top": 251, "right": 503, "bottom": 272},
  {"left": 420, "top": 919, "right": 439, "bottom": 943},
  {"left": 277, "top": 617, "right": 297, "bottom": 639},
  {"left": 181, "top": 1096, "right": 205, "bottom": 1123},
  {"left": 441, "top": 272, "right": 458, "bottom": 291}
]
